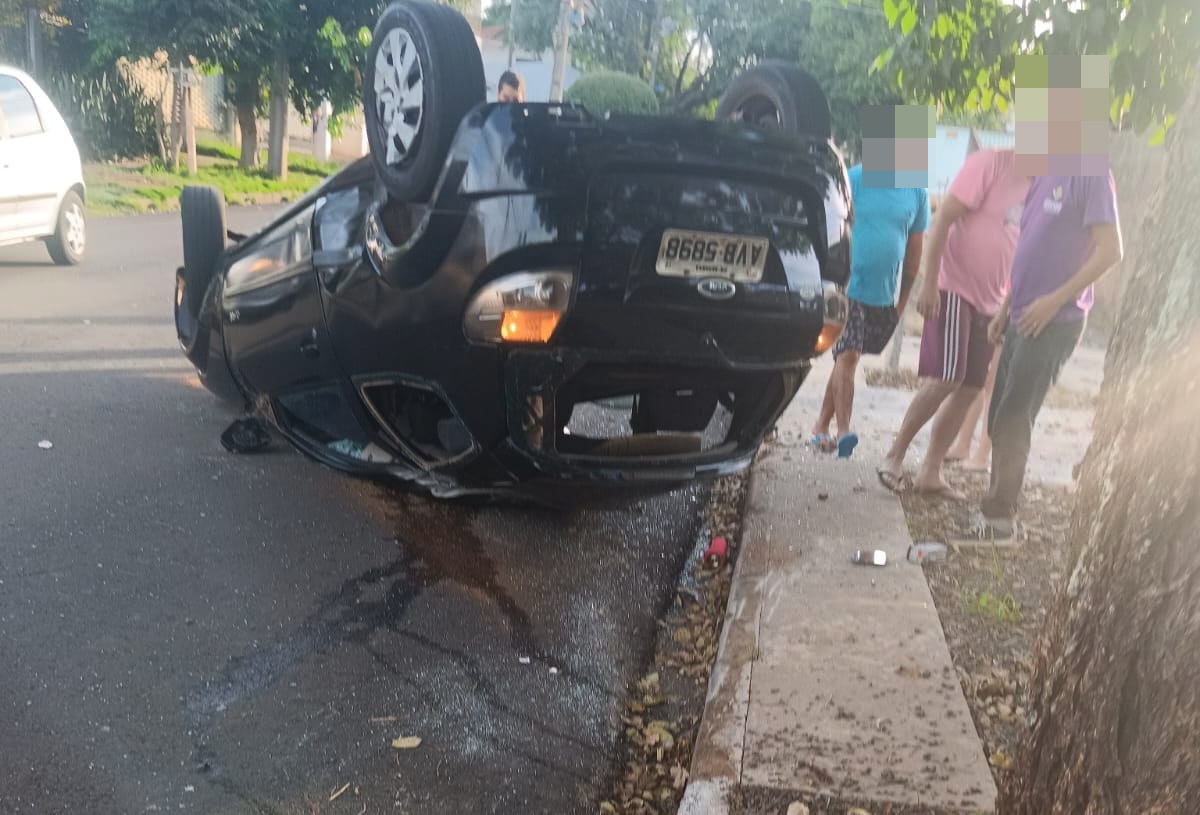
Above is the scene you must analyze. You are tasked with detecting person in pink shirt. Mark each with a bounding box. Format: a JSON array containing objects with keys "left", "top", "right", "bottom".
[{"left": 877, "top": 148, "right": 1029, "bottom": 498}]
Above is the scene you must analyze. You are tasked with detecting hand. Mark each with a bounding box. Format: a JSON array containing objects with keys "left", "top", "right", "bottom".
[
  {"left": 916, "top": 286, "right": 940, "bottom": 320},
  {"left": 1016, "top": 294, "right": 1063, "bottom": 338},
  {"left": 988, "top": 313, "right": 1008, "bottom": 345}
]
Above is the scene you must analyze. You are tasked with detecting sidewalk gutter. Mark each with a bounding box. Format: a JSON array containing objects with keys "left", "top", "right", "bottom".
[{"left": 680, "top": 437, "right": 997, "bottom": 814}]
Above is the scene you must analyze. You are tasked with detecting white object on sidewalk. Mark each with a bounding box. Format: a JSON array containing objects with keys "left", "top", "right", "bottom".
[{"left": 37, "top": 440, "right": 53, "bottom": 450}]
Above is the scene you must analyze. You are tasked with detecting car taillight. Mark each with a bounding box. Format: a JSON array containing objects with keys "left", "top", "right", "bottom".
[
  {"left": 816, "top": 281, "right": 849, "bottom": 354},
  {"left": 463, "top": 270, "right": 575, "bottom": 345}
]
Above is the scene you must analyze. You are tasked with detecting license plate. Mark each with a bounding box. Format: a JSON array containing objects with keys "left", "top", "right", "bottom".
[{"left": 655, "top": 229, "right": 769, "bottom": 282}]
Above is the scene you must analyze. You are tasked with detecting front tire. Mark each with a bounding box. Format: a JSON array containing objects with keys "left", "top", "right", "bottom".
[
  {"left": 45, "top": 190, "right": 86, "bottom": 266},
  {"left": 363, "top": 0, "right": 486, "bottom": 202}
]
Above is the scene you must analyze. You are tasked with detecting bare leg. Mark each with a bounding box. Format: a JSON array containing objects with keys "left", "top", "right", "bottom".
[
  {"left": 914, "top": 384, "right": 982, "bottom": 496},
  {"left": 879, "top": 379, "right": 957, "bottom": 479},
  {"left": 813, "top": 367, "right": 837, "bottom": 437},
  {"left": 946, "top": 387, "right": 986, "bottom": 461},
  {"left": 833, "top": 350, "right": 861, "bottom": 439}
]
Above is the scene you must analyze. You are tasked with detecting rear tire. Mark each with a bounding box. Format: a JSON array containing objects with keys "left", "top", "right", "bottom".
[
  {"left": 363, "top": 0, "right": 486, "bottom": 202},
  {"left": 716, "top": 62, "right": 832, "bottom": 140},
  {"left": 180, "top": 186, "right": 227, "bottom": 317},
  {"left": 45, "top": 190, "right": 86, "bottom": 266}
]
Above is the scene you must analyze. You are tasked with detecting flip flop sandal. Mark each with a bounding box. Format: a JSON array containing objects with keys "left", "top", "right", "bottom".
[
  {"left": 837, "top": 433, "right": 859, "bottom": 459},
  {"left": 808, "top": 433, "right": 837, "bottom": 453},
  {"left": 876, "top": 468, "right": 911, "bottom": 495}
]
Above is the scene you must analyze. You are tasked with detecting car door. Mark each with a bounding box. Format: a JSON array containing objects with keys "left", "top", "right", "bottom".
[
  {"left": 0, "top": 105, "right": 14, "bottom": 238},
  {"left": 0, "top": 74, "right": 56, "bottom": 237}
]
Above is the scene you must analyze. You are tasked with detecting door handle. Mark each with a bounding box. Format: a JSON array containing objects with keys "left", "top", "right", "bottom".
[{"left": 299, "top": 328, "right": 320, "bottom": 359}]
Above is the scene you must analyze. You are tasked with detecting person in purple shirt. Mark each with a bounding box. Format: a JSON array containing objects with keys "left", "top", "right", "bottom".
[{"left": 973, "top": 172, "right": 1123, "bottom": 539}]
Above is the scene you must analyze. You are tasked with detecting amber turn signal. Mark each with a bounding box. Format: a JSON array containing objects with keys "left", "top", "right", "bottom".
[
  {"left": 815, "top": 322, "right": 844, "bottom": 354},
  {"left": 500, "top": 309, "right": 563, "bottom": 344}
]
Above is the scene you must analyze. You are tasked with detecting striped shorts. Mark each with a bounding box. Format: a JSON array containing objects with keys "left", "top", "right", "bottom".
[{"left": 917, "top": 291, "right": 994, "bottom": 388}]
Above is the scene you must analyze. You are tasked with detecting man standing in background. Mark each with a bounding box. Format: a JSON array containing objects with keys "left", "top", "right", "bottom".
[
  {"left": 877, "top": 147, "right": 1029, "bottom": 497},
  {"left": 810, "top": 161, "right": 929, "bottom": 458}
]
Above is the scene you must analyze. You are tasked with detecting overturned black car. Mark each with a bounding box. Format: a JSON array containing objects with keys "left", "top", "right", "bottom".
[{"left": 175, "top": 0, "right": 853, "bottom": 500}]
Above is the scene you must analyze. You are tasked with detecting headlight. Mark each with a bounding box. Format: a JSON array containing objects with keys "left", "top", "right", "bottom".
[
  {"left": 463, "top": 270, "right": 575, "bottom": 344},
  {"left": 816, "top": 281, "right": 848, "bottom": 354}
]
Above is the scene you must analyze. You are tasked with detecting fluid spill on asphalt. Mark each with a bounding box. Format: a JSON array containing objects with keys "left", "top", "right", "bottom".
[{"left": 182, "top": 480, "right": 706, "bottom": 813}]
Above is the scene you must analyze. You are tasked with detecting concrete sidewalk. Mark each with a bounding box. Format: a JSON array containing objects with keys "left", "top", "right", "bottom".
[{"left": 680, "top": 407, "right": 998, "bottom": 814}]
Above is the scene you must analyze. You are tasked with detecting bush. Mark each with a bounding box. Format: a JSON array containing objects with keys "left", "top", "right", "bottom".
[
  {"left": 565, "top": 71, "right": 659, "bottom": 117},
  {"left": 45, "top": 68, "right": 161, "bottom": 161}
]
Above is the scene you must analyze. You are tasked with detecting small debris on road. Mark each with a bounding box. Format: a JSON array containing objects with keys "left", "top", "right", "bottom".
[
  {"left": 37, "top": 440, "right": 53, "bottom": 450},
  {"left": 786, "top": 803, "right": 811, "bottom": 815},
  {"left": 329, "top": 782, "right": 351, "bottom": 802},
  {"left": 390, "top": 736, "right": 422, "bottom": 750},
  {"left": 518, "top": 656, "right": 531, "bottom": 665},
  {"left": 220, "top": 417, "right": 272, "bottom": 454},
  {"left": 702, "top": 536, "right": 728, "bottom": 569},
  {"left": 548, "top": 666, "right": 559, "bottom": 675},
  {"left": 818, "top": 492, "right": 829, "bottom": 501},
  {"left": 368, "top": 715, "right": 398, "bottom": 724},
  {"left": 851, "top": 549, "right": 887, "bottom": 566}
]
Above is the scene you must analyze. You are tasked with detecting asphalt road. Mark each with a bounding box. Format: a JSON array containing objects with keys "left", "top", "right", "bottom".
[{"left": 0, "top": 211, "right": 704, "bottom": 814}]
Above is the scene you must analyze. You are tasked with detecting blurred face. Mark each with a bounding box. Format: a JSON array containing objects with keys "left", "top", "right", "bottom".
[{"left": 498, "top": 82, "right": 522, "bottom": 103}]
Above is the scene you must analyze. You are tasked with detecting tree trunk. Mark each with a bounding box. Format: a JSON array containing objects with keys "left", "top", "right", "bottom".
[
  {"left": 231, "top": 72, "right": 261, "bottom": 169},
  {"left": 266, "top": 45, "right": 289, "bottom": 180},
  {"left": 1002, "top": 75, "right": 1200, "bottom": 815}
]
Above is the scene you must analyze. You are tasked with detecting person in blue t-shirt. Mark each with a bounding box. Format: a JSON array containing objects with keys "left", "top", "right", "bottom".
[{"left": 811, "top": 163, "right": 930, "bottom": 457}]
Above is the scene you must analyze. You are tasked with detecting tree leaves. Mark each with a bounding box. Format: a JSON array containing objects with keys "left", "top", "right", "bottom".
[{"left": 888, "top": 0, "right": 1198, "bottom": 134}]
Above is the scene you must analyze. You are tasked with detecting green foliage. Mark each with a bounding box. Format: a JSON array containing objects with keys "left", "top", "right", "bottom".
[
  {"left": 88, "top": 0, "right": 254, "bottom": 64},
  {"left": 961, "top": 588, "right": 1023, "bottom": 624},
  {"left": 565, "top": 70, "right": 660, "bottom": 115},
  {"left": 43, "top": 68, "right": 160, "bottom": 161},
  {"left": 485, "top": 0, "right": 559, "bottom": 53},
  {"left": 880, "top": 0, "right": 1199, "bottom": 135},
  {"left": 84, "top": 144, "right": 340, "bottom": 216},
  {"left": 796, "top": 1, "right": 900, "bottom": 148}
]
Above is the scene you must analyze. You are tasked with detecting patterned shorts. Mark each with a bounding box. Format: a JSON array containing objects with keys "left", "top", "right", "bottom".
[{"left": 833, "top": 299, "right": 899, "bottom": 359}]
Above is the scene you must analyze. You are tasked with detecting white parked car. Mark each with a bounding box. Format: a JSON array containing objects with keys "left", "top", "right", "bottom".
[{"left": 0, "top": 66, "right": 86, "bottom": 265}]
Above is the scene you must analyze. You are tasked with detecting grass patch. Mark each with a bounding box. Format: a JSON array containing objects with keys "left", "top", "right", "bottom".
[
  {"left": 961, "top": 588, "right": 1024, "bottom": 623},
  {"left": 84, "top": 141, "right": 343, "bottom": 217}
]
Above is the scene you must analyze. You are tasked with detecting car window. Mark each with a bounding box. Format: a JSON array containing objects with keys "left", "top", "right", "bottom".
[{"left": 0, "top": 75, "right": 44, "bottom": 138}]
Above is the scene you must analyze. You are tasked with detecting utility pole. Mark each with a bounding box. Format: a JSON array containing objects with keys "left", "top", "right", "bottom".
[
  {"left": 25, "top": 6, "right": 40, "bottom": 78},
  {"left": 549, "top": 0, "right": 572, "bottom": 103},
  {"left": 646, "top": 0, "right": 663, "bottom": 89},
  {"left": 507, "top": 0, "right": 518, "bottom": 69}
]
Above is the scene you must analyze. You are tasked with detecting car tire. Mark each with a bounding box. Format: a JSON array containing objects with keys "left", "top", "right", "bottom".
[
  {"left": 363, "top": 0, "right": 486, "bottom": 202},
  {"left": 716, "top": 61, "right": 832, "bottom": 140},
  {"left": 180, "top": 185, "right": 227, "bottom": 316},
  {"left": 45, "top": 190, "right": 86, "bottom": 266}
]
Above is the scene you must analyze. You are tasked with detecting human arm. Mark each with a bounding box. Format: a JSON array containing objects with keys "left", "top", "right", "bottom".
[
  {"left": 916, "top": 194, "right": 971, "bottom": 319},
  {"left": 1015, "top": 222, "right": 1124, "bottom": 338},
  {"left": 896, "top": 231, "right": 924, "bottom": 317},
  {"left": 989, "top": 288, "right": 1012, "bottom": 344}
]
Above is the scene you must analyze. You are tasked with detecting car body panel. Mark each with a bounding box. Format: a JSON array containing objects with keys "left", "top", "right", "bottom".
[
  {"left": 178, "top": 103, "right": 852, "bottom": 499},
  {"left": 0, "top": 67, "right": 84, "bottom": 245}
]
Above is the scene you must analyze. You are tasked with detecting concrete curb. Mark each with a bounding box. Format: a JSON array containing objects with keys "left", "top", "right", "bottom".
[
  {"left": 680, "top": 442, "right": 998, "bottom": 814},
  {"left": 680, "top": 455, "right": 775, "bottom": 814}
]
